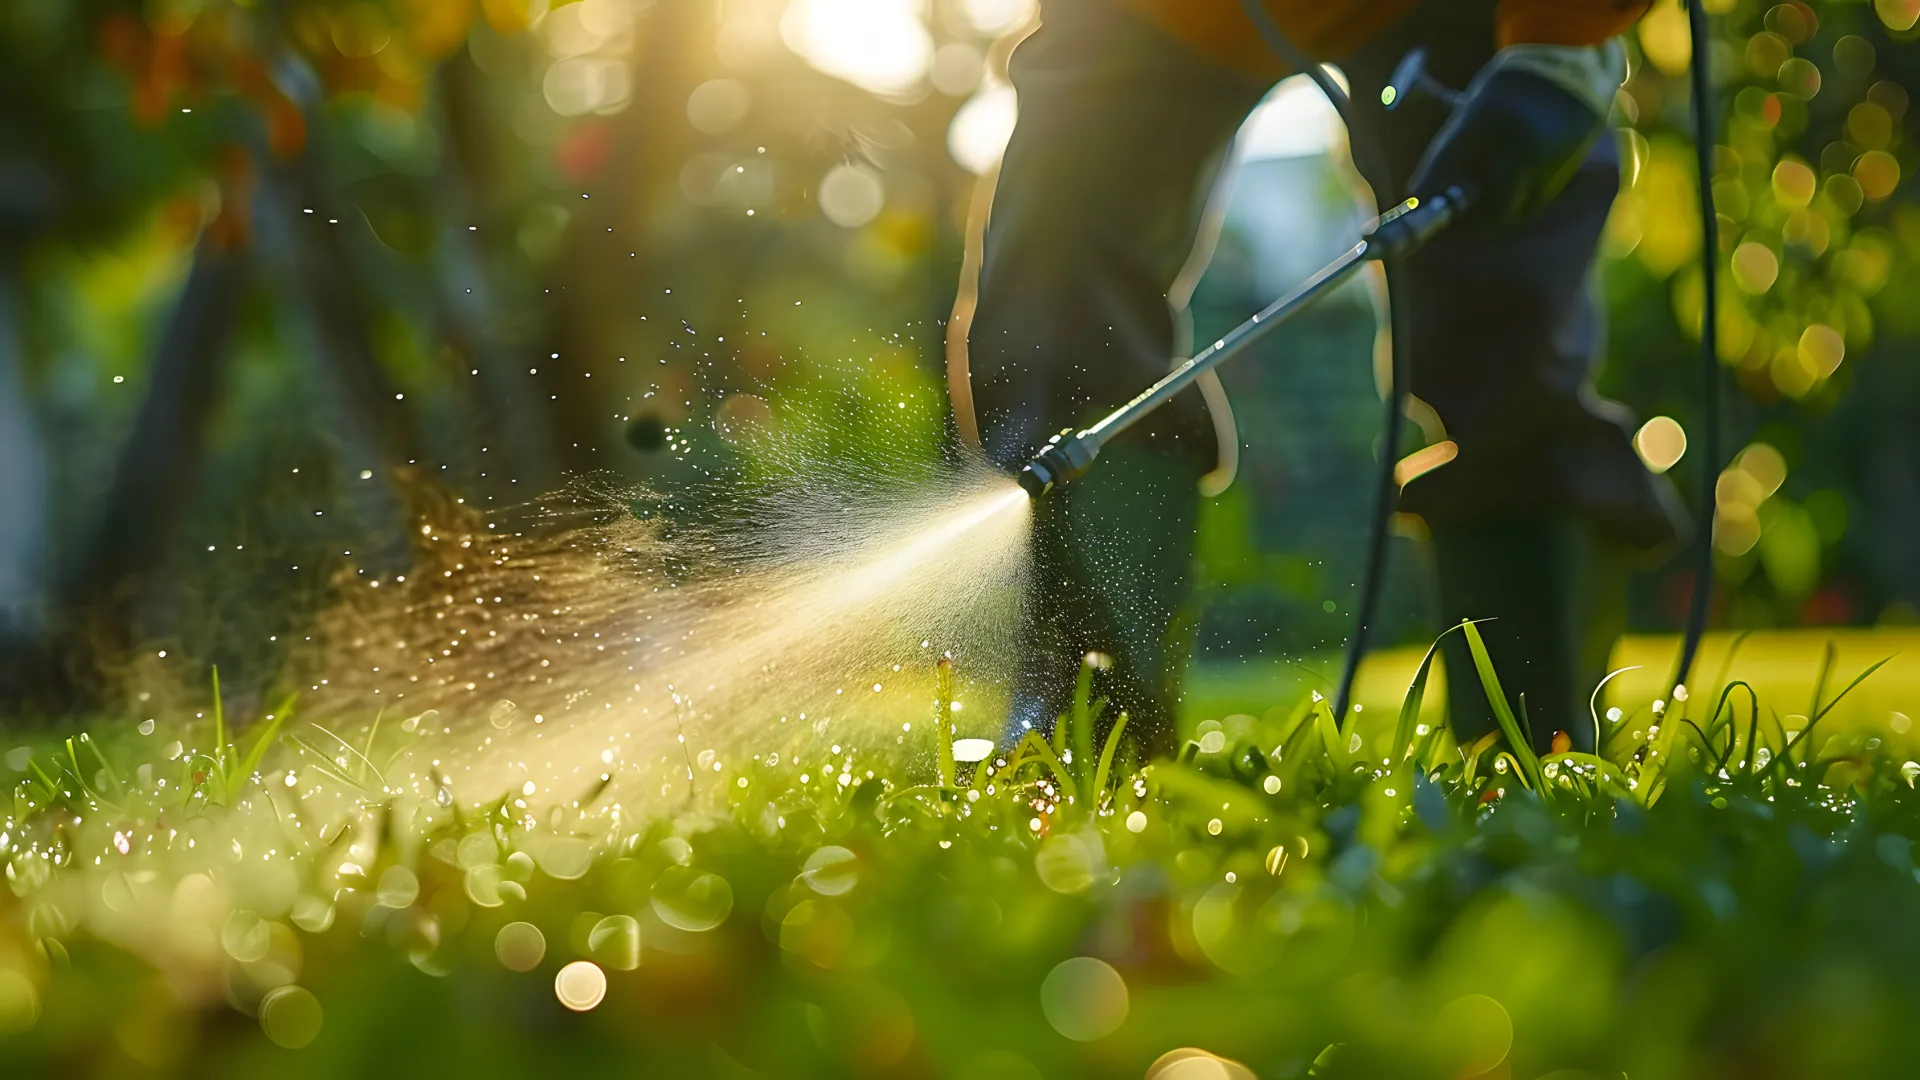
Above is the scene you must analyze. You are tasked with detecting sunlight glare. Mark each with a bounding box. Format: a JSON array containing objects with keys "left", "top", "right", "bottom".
[{"left": 782, "top": 0, "right": 933, "bottom": 96}]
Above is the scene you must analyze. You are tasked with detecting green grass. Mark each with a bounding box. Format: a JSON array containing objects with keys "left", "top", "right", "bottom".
[{"left": 2, "top": 634, "right": 1920, "bottom": 1078}]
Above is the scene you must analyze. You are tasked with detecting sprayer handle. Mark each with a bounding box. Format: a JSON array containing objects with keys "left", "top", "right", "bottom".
[{"left": 1364, "top": 186, "right": 1472, "bottom": 261}]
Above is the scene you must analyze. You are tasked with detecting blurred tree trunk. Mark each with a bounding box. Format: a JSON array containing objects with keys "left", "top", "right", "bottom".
[
  {"left": 40, "top": 235, "right": 251, "bottom": 703},
  {"left": 0, "top": 256, "right": 48, "bottom": 648},
  {"left": 256, "top": 155, "right": 419, "bottom": 571},
  {"left": 541, "top": 0, "right": 709, "bottom": 472},
  {"left": 435, "top": 51, "right": 562, "bottom": 495}
]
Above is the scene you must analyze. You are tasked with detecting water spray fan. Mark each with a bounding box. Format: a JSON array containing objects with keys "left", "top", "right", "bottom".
[{"left": 1018, "top": 2, "right": 1726, "bottom": 721}]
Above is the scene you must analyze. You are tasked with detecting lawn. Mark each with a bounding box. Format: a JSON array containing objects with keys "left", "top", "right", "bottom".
[{"left": 3, "top": 637, "right": 1918, "bottom": 1079}]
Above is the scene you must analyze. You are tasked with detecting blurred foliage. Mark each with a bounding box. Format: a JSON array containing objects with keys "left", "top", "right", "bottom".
[
  {"left": 0, "top": 0, "right": 1917, "bottom": 688},
  {"left": 1600, "top": 0, "right": 1920, "bottom": 630}
]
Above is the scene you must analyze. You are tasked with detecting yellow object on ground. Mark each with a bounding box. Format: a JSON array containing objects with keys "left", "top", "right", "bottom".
[
  {"left": 1190, "top": 630, "right": 1917, "bottom": 747},
  {"left": 1343, "top": 629, "right": 1919, "bottom": 739}
]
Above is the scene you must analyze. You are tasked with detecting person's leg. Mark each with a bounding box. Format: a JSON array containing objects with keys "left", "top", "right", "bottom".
[
  {"left": 962, "top": 0, "right": 1268, "bottom": 753},
  {"left": 1339, "top": 3, "right": 1680, "bottom": 751}
]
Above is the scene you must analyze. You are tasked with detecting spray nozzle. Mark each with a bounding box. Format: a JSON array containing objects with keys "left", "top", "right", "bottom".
[
  {"left": 1365, "top": 186, "right": 1472, "bottom": 259},
  {"left": 1016, "top": 430, "right": 1100, "bottom": 499}
]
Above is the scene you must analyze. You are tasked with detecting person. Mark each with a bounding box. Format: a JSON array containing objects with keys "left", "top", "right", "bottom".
[{"left": 948, "top": 0, "right": 1684, "bottom": 756}]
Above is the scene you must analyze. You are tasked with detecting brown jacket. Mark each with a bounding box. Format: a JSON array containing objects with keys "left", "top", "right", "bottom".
[{"left": 1116, "top": 0, "right": 1653, "bottom": 74}]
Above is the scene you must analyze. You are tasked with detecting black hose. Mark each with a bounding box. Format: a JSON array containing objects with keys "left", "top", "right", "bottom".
[
  {"left": 1671, "top": 0, "right": 1723, "bottom": 698},
  {"left": 1235, "top": 0, "right": 1403, "bottom": 726}
]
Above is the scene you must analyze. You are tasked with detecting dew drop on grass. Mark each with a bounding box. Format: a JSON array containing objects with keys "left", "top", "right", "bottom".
[
  {"left": 1125, "top": 811, "right": 1147, "bottom": 833},
  {"left": 1207, "top": 819, "right": 1223, "bottom": 836},
  {"left": 1263, "top": 775, "right": 1281, "bottom": 795}
]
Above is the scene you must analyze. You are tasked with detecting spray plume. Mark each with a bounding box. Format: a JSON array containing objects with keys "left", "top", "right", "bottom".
[{"left": 302, "top": 457, "right": 1032, "bottom": 817}]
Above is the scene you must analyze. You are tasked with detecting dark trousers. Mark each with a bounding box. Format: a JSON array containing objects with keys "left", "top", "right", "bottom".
[{"left": 963, "top": 0, "right": 1682, "bottom": 753}]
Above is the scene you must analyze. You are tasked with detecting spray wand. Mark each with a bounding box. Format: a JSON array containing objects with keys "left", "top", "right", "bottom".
[{"left": 1014, "top": 185, "right": 1469, "bottom": 500}]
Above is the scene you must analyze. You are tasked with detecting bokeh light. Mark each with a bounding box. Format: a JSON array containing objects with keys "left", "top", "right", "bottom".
[
  {"left": 554, "top": 961, "right": 607, "bottom": 1011},
  {"left": 258, "top": 986, "right": 324, "bottom": 1050},
  {"left": 1633, "top": 416, "right": 1688, "bottom": 474},
  {"left": 819, "top": 164, "right": 886, "bottom": 227},
  {"left": 948, "top": 79, "right": 1018, "bottom": 175},
  {"left": 496, "top": 921, "right": 547, "bottom": 971},
  {"left": 801, "top": 846, "right": 859, "bottom": 896},
  {"left": 1040, "top": 956, "right": 1128, "bottom": 1042}
]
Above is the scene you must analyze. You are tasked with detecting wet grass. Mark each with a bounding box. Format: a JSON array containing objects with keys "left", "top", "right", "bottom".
[{"left": 2, "top": 635, "right": 1919, "bottom": 1079}]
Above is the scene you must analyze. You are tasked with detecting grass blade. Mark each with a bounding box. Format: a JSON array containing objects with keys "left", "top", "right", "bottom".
[
  {"left": 1459, "top": 621, "right": 1545, "bottom": 794},
  {"left": 1808, "top": 639, "right": 1838, "bottom": 722},
  {"left": 1013, "top": 732, "right": 1078, "bottom": 803},
  {"left": 934, "top": 658, "right": 955, "bottom": 789},
  {"left": 1315, "top": 697, "right": 1353, "bottom": 773},
  {"left": 237, "top": 692, "right": 297, "bottom": 782},
  {"left": 211, "top": 665, "right": 227, "bottom": 771},
  {"left": 1092, "top": 711, "right": 1130, "bottom": 809},
  {"left": 305, "top": 723, "right": 386, "bottom": 787},
  {"left": 1781, "top": 656, "right": 1895, "bottom": 768},
  {"left": 1589, "top": 665, "right": 1641, "bottom": 753},
  {"left": 1393, "top": 624, "right": 1474, "bottom": 765}
]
